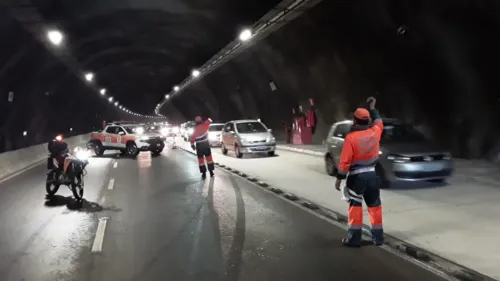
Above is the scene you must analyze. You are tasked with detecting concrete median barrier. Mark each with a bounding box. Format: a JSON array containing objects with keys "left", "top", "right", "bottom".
[{"left": 0, "top": 134, "right": 89, "bottom": 181}]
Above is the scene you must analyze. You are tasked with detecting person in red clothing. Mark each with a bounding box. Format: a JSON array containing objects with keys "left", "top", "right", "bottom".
[
  {"left": 335, "top": 97, "right": 384, "bottom": 247},
  {"left": 190, "top": 116, "right": 215, "bottom": 179}
]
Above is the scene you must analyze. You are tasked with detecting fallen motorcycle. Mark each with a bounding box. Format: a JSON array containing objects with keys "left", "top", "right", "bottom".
[{"left": 46, "top": 147, "right": 90, "bottom": 201}]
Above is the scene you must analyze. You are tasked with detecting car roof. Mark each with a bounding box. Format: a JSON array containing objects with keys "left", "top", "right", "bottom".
[
  {"left": 231, "top": 119, "right": 261, "bottom": 124},
  {"left": 209, "top": 123, "right": 225, "bottom": 126}
]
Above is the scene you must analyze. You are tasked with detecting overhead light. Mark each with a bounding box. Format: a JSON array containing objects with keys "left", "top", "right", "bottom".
[
  {"left": 100, "top": 88, "right": 106, "bottom": 95},
  {"left": 23, "top": 131, "right": 27, "bottom": 136},
  {"left": 173, "top": 86, "right": 179, "bottom": 91},
  {"left": 47, "top": 30, "right": 63, "bottom": 46},
  {"left": 114, "top": 102, "right": 118, "bottom": 106},
  {"left": 119, "top": 105, "right": 122, "bottom": 109},
  {"left": 108, "top": 97, "right": 113, "bottom": 102},
  {"left": 165, "top": 94, "right": 170, "bottom": 99},
  {"left": 85, "top": 72, "right": 94, "bottom": 82},
  {"left": 191, "top": 69, "right": 200, "bottom": 77},
  {"left": 239, "top": 29, "right": 252, "bottom": 41}
]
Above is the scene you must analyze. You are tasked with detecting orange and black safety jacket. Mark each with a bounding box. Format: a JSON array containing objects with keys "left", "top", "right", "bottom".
[
  {"left": 336, "top": 109, "right": 384, "bottom": 180},
  {"left": 190, "top": 118, "right": 212, "bottom": 145}
]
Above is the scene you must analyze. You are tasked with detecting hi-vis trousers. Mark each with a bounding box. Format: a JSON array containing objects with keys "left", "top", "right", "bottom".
[
  {"left": 195, "top": 142, "right": 214, "bottom": 174},
  {"left": 345, "top": 171, "right": 383, "bottom": 245}
]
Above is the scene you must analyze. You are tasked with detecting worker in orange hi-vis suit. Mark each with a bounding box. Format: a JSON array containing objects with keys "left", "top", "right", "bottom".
[
  {"left": 190, "top": 116, "right": 215, "bottom": 179},
  {"left": 335, "top": 97, "right": 384, "bottom": 247}
]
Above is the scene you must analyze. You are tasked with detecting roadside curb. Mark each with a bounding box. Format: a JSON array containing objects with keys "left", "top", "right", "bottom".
[
  {"left": 276, "top": 145, "right": 324, "bottom": 157},
  {"left": 174, "top": 143, "right": 494, "bottom": 281}
]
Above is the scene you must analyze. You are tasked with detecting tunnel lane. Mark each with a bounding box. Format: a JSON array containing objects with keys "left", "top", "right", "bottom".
[{"left": 0, "top": 145, "right": 447, "bottom": 281}]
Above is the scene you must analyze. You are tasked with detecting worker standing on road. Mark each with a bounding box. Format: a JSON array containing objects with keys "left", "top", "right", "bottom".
[
  {"left": 335, "top": 97, "right": 384, "bottom": 247},
  {"left": 190, "top": 116, "right": 215, "bottom": 179}
]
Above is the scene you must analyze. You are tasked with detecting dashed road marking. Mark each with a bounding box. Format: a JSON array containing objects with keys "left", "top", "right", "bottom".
[
  {"left": 113, "top": 162, "right": 118, "bottom": 168},
  {"left": 91, "top": 217, "right": 109, "bottom": 253},
  {"left": 107, "top": 178, "right": 115, "bottom": 190}
]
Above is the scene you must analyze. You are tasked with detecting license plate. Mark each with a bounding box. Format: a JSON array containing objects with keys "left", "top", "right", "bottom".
[{"left": 255, "top": 146, "right": 267, "bottom": 150}]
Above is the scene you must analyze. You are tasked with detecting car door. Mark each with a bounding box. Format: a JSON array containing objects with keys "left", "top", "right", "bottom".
[
  {"left": 331, "top": 123, "right": 351, "bottom": 166},
  {"left": 104, "top": 126, "right": 118, "bottom": 147},
  {"left": 115, "top": 126, "right": 127, "bottom": 148},
  {"left": 221, "top": 122, "right": 231, "bottom": 148}
]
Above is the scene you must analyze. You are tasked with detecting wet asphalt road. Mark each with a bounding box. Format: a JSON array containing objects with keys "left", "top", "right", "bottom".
[{"left": 0, "top": 146, "right": 447, "bottom": 281}]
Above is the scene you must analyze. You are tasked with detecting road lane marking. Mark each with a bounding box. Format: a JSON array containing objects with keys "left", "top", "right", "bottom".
[
  {"left": 107, "top": 178, "right": 115, "bottom": 190},
  {"left": 113, "top": 162, "right": 118, "bottom": 168},
  {"left": 91, "top": 217, "right": 109, "bottom": 253}
]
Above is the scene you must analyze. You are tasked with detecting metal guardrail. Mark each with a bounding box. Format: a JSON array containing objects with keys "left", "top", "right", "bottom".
[{"left": 156, "top": 0, "right": 323, "bottom": 116}]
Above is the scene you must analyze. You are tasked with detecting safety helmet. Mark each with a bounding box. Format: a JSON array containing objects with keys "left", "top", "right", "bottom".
[
  {"left": 195, "top": 116, "right": 202, "bottom": 123},
  {"left": 353, "top": 108, "right": 370, "bottom": 120}
]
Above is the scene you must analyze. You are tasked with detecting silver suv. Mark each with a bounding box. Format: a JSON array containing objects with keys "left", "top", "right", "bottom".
[
  {"left": 221, "top": 119, "right": 276, "bottom": 158},
  {"left": 324, "top": 118, "right": 453, "bottom": 188}
]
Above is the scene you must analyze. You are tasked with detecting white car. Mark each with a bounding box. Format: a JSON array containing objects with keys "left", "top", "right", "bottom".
[
  {"left": 207, "top": 123, "right": 224, "bottom": 146},
  {"left": 220, "top": 119, "right": 276, "bottom": 158}
]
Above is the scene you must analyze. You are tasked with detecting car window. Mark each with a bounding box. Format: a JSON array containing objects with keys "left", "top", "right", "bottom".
[
  {"left": 122, "top": 126, "right": 137, "bottom": 134},
  {"left": 381, "top": 124, "right": 426, "bottom": 143},
  {"left": 105, "top": 126, "right": 117, "bottom": 134},
  {"left": 116, "top": 127, "right": 126, "bottom": 134},
  {"left": 209, "top": 125, "right": 224, "bottom": 132},
  {"left": 236, "top": 122, "right": 267, "bottom": 133},
  {"left": 333, "top": 124, "right": 351, "bottom": 139},
  {"left": 224, "top": 123, "right": 233, "bottom": 132}
]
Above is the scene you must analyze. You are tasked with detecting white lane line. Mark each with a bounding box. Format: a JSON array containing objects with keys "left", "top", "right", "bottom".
[
  {"left": 107, "top": 178, "right": 115, "bottom": 190},
  {"left": 113, "top": 162, "right": 118, "bottom": 168},
  {"left": 91, "top": 217, "right": 109, "bottom": 253},
  {"left": 99, "top": 196, "right": 106, "bottom": 205}
]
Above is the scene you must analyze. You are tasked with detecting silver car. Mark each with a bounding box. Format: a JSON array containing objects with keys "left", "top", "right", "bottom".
[
  {"left": 208, "top": 123, "right": 224, "bottom": 147},
  {"left": 324, "top": 118, "right": 453, "bottom": 188},
  {"left": 221, "top": 119, "right": 276, "bottom": 158}
]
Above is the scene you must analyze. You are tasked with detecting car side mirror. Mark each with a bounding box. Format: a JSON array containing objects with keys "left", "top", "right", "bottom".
[{"left": 268, "top": 129, "right": 272, "bottom": 133}]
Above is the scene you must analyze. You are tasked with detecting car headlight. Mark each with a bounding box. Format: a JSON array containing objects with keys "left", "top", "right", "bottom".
[
  {"left": 172, "top": 126, "right": 180, "bottom": 133},
  {"left": 160, "top": 128, "right": 169, "bottom": 136},
  {"left": 442, "top": 153, "right": 452, "bottom": 160},
  {"left": 135, "top": 127, "right": 144, "bottom": 134},
  {"left": 387, "top": 154, "right": 410, "bottom": 163},
  {"left": 139, "top": 136, "right": 150, "bottom": 141},
  {"left": 267, "top": 136, "right": 276, "bottom": 143},
  {"left": 76, "top": 149, "right": 90, "bottom": 160}
]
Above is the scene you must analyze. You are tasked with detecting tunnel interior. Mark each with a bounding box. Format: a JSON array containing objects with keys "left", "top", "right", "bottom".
[{"left": 1, "top": 0, "right": 500, "bottom": 160}]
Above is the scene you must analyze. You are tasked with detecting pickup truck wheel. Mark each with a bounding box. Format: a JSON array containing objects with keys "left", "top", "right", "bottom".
[
  {"left": 126, "top": 143, "right": 139, "bottom": 157},
  {"left": 93, "top": 142, "right": 104, "bottom": 156},
  {"left": 221, "top": 143, "right": 228, "bottom": 155}
]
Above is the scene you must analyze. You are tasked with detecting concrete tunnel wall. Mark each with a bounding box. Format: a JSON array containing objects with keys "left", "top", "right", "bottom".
[{"left": 161, "top": 0, "right": 500, "bottom": 160}]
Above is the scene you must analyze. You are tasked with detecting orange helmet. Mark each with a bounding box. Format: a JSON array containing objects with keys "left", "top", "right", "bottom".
[{"left": 353, "top": 108, "right": 370, "bottom": 120}]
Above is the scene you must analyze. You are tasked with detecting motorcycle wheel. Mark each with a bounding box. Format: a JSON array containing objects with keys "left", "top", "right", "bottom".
[
  {"left": 71, "top": 173, "right": 84, "bottom": 201},
  {"left": 46, "top": 171, "right": 60, "bottom": 195}
]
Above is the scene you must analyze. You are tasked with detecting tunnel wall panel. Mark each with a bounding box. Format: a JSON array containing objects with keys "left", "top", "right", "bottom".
[{"left": 164, "top": 0, "right": 500, "bottom": 159}]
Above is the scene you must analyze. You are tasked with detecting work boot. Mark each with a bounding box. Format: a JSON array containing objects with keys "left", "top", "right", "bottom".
[
  {"left": 202, "top": 172, "right": 206, "bottom": 179},
  {"left": 209, "top": 171, "right": 214, "bottom": 177}
]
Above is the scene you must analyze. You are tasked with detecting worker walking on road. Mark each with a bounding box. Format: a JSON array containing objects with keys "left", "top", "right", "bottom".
[
  {"left": 190, "top": 116, "right": 215, "bottom": 179},
  {"left": 335, "top": 97, "right": 384, "bottom": 247}
]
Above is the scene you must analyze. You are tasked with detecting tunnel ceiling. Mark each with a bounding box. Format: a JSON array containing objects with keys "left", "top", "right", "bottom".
[{"left": 4, "top": 0, "right": 282, "bottom": 115}]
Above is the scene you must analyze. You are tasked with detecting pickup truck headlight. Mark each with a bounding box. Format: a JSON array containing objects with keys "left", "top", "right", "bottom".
[{"left": 139, "top": 136, "right": 150, "bottom": 141}]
